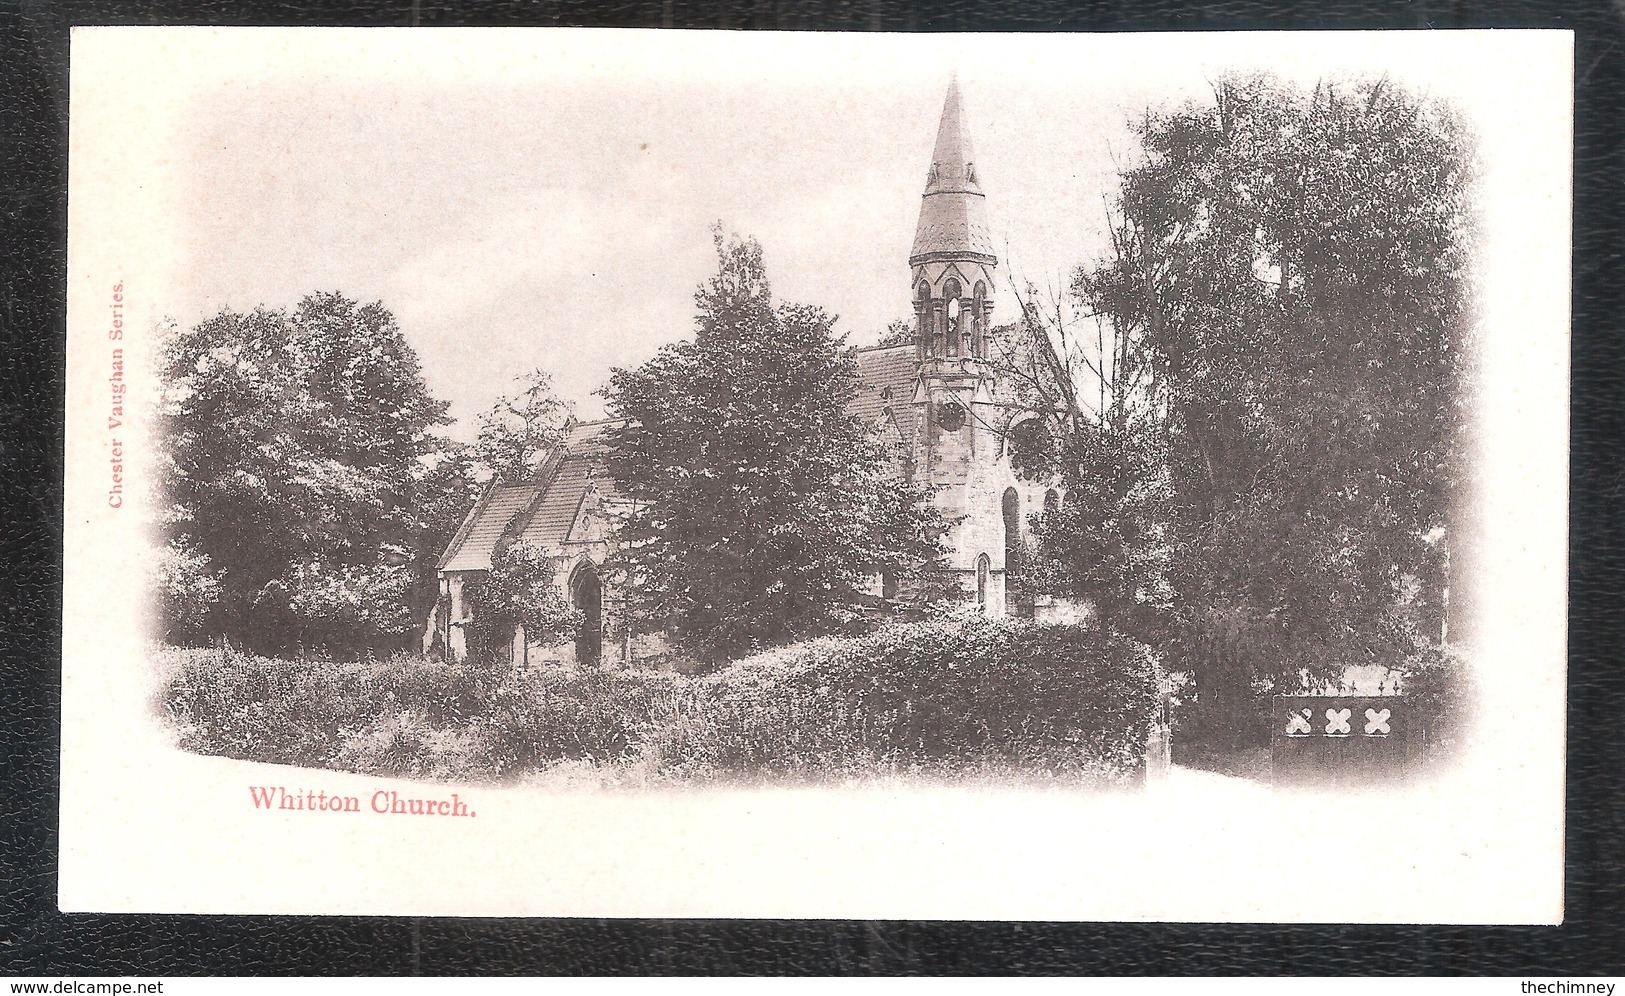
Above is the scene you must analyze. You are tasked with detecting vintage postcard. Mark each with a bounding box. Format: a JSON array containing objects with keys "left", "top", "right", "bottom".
[{"left": 61, "top": 28, "right": 1569, "bottom": 920}]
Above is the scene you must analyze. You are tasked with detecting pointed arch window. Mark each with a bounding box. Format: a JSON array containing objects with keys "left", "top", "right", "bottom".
[
  {"left": 976, "top": 554, "right": 991, "bottom": 612},
  {"left": 570, "top": 563, "right": 603, "bottom": 665},
  {"left": 915, "top": 282, "right": 934, "bottom": 357},
  {"left": 1002, "top": 487, "right": 1021, "bottom": 581},
  {"left": 943, "top": 278, "right": 963, "bottom": 358}
]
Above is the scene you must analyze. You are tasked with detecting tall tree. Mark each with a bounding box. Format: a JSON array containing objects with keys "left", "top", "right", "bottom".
[
  {"left": 980, "top": 271, "right": 1170, "bottom": 639},
  {"left": 602, "top": 230, "right": 947, "bottom": 662},
  {"left": 156, "top": 292, "right": 470, "bottom": 653},
  {"left": 1046, "top": 74, "right": 1475, "bottom": 741},
  {"left": 474, "top": 367, "right": 575, "bottom": 482}
]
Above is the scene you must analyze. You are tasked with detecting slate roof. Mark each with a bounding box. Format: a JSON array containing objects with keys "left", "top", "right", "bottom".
[
  {"left": 513, "top": 453, "right": 597, "bottom": 549},
  {"left": 437, "top": 479, "right": 547, "bottom": 573},
  {"left": 911, "top": 77, "right": 997, "bottom": 264},
  {"left": 852, "top": 344, "right": 920, "bottom": 442},
  {"left": 436, "top": 421, "right": 628, "bottom": 573},
  {"left": 437, "top": 357, "right": 944, "bottom": 576}
]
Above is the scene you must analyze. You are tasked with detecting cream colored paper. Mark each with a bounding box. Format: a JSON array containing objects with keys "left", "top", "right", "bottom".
[{"left": 62, "top": 27, "right": 1569, "bottom": 920}]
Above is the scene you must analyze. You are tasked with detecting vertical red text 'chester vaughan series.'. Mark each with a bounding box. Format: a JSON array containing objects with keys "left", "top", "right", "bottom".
[{"left": 108, "top": 281, "right": 126, "bottom": 509}]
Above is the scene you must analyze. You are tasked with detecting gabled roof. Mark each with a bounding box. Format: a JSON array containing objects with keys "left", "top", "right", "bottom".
[
  {"left": 437, "top": 478, "right": 547, "bottom": 573},
  {"left": 505, "top": 419, "right": 625, "bottom": 550},
  {"left": 562, "top": 418, "right": 624, "bottom": 505},
  {"left": 564, "top": 419, "right": 618, "bottom": 449},
  {"left": 436, "top": 421, "right": 629, "bottom": 575},
  {"left": 514, "top": 452, "right": 597, "bottom": 549},
  {"left": 851, "top": 343, "right": 919, "bottom": 443}
]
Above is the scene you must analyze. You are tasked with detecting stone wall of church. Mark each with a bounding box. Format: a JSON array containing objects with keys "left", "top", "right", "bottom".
[
  {"left": 954, "top": 458, "right": 1014, "bottom": 573},
  {"left": 439, "top": 571, "right": 473, "bottom": 660},
  {"left": 924, "top": 405, "right": 1068, "bottom": 617}
]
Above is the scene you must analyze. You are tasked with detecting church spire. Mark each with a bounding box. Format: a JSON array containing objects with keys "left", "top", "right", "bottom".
[
  {"left": 925, "top": 74, "right": 980, "bottom": 196},
  {"left": 911, "top": 75, "right": 996, "bottom": 266},
  {"left": 910, "top": 77, "right": 997, "bottom": 364}
]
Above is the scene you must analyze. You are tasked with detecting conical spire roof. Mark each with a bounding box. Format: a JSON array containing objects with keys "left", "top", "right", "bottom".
[{"left": 910, "top": 76, "right": 997, "bottom": 265}]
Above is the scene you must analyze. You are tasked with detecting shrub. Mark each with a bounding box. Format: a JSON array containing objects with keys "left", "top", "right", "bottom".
[
  {"left": 153, "top": 537, "right": 221, "bottom": 644},
  {"left": 161, "top": 648, "right": 382, "bottom": 769},
  {"left": 1401, "top": 639, "right": 1474, "bottom": 759},
  {"left": 463, "top": 661, "right": 676, "bottom": 774},
  {"left": 158, "top": 618, "right": 1162, "bottom": 786},
  {"left": 284, "top": 558, "right": 418, "bottom": 652},
  {"left": 650, "top": 618, "right": 1160, "bottom": 784},
  {"left": 159, "top": 645, "right": 672, "bottom": 782},
  {"left": 462, "top": 541, "right": 581, "bottom": 659}
]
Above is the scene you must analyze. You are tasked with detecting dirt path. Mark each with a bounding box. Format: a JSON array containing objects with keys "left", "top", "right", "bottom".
[{"left": 1151, "top": 762, "right": 1273, "bottom": 798}]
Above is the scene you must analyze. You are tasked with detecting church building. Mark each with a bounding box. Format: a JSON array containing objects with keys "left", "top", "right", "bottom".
[{"left": 430, "top": 78, "right": 1072, "bottom": 665}]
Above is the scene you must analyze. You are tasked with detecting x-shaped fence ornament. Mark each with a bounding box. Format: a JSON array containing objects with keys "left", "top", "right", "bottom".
[
  {"left": 1364, "top": 708, "right": 1391, "bottom": 735},
  {"left": 1324, "top": 707, "right": 1352, "bottom": 736},
  {"left": 1285, "top": 709, "right": 1313, "bottom": 735}
]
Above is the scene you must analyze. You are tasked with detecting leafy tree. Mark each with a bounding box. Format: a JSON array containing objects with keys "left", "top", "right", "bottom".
[
  {"left": 1041, "top": 74, "right": 1475, "bottom": 742},
  {"left": 875, "top": 317, "right": 916, "bottom": 348},
  {"left": 475, "top": 367, "right": 575, "bottom": 482},
  {"left": 283, "top": 557, "right": 417, "bottom": 650},
  {"left": 602, "top": 229, "right": 948, "bottom": 662},
  {"left": 1027, "top": 406, "right": 1172, "bottom": 640},
  {"left": 463, "top": 541, "right": 581, "bottom": 663},
  {"left": 154, "top": 536, "right": 222, "bottom": 644},
  {"left": 156, "top": 292, "right": 470, "bottom": 654},
  {"left": 974, "top": 275, "right": 1169, "bottom": 634}
]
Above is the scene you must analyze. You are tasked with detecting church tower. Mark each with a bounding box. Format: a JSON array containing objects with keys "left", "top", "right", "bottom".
[
  {"left": 909, "top": 76, "right": 1008, "bottom": 611},
  {"left": 911, "top": 74, "right": 997, "bottom": 372}
]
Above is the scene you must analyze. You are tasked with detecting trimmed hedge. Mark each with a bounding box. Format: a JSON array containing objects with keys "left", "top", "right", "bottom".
[
  {"left": 651, "top": 619, "right": 1159, "bottom": 783},
  {"left": 159, "top": 618, "right": 1161, "bottom": 785}
]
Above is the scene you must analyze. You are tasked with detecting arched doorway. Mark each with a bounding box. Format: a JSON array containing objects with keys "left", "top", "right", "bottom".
[{"left": 571, "top": 564, "right": 602, "bottom": 665}]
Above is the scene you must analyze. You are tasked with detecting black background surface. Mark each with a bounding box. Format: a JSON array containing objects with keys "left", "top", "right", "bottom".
[{"left": 3, "top": 0, "right": 1622, "bottom": 976}]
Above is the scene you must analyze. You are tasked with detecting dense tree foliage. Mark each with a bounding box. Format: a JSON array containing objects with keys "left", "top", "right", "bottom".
[
  {"left": 474, "top": 367, "right": 575, "bottom": 482},
  {"left": 1031, "top": 74, "right": 1474, "bottom": 741},
  {"left": 603, "top": 231, "right": 948, "bottom": 662},
  {"left": 156, "top": 292, "right": 476, "bottom": 654},
  {"left": 154, "top": 535, "right": 222, "bottom": 644},
  {"left": 462, "top": 541, "right": 581, "bottom": 662}
]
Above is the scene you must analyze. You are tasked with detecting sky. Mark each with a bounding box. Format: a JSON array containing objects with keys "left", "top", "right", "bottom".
[{"left": 106, "top": 28, "right": 1564, "bottom": 438}]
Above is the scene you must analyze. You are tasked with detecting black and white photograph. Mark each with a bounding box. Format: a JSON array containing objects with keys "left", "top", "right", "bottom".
[{"left": 59, "top": 27, "right": 1569, "bottom": 920}]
